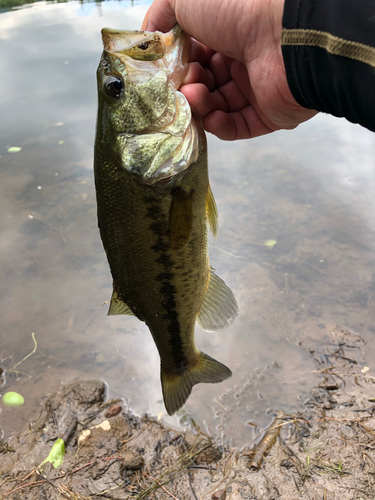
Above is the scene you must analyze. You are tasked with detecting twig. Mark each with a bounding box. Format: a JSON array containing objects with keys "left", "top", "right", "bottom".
[
  {"left": 259, "top": 415, "right": 370, "bottom": 433},
  {"left": 0, "top": 477, "right": 13, "bottom": 489},
  {"left": 122, "top": 424, "right": 149, "bottom": 444},
  {"left": 60, "top": 460, "right": 97, "bottom": 478},
  {"left": 19, "top": 468, "right": 37, "bottom": 482},
  {"left": 12, "top": 332, "right": 37, "bottom": 371},
  {"left": 245, "top": 411, "right": 283, "bottom": 470},
  {"left": 135, "top": 440, "right": 212, "bottom": 499},
  {"left": 187, "top": 469, "right": 198, "bottom": 500},
  {"left": 98, "top": 480, "right": 125, "bottom": 495},
  {"left": 3, "top": 480, "right": 47, "bottom": 496},
  {"left": 144, "top": 472, "right": 179, "bottom": 500},
  {"left": 59, "top": 484, "right": 90, "bottom": 500},
  {"left": 3, "top": 459, "right": 104, "bottom": 496},
  {"left": 187, "top": 465, "right": 216, "bottom": 470}
]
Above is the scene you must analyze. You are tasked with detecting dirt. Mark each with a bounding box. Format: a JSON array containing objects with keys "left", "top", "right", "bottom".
[{"left": 1, "top": 326, "right": 375, "bottom": 500}]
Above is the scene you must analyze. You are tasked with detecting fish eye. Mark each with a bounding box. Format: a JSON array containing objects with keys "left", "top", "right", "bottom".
[
  {"left": 138, "top": 41, "right": 149, "bottom": 50},
  {"left": 105, "top": 75, "right": 124, "bottom": 99}
]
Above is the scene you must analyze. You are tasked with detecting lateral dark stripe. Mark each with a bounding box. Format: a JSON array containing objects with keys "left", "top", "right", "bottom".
[
  {"left": 146, "top": 198, "right": 186, "bottom": 368},
  {"left": 281, "top": 29, "right": 375, "bottom": 69}
]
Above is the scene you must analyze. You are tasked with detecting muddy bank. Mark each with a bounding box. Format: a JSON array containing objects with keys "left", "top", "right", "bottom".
[{"left": 1, "top": 326, "right": 375, "bottom": 499}]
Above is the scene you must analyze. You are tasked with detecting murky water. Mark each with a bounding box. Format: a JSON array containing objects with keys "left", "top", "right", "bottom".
[{"left": 1, "top": 0, "right": 375, "bottom": 447}]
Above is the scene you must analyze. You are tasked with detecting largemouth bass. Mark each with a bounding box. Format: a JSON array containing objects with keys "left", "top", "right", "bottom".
[{"left": 94, "top": 25, "right": 238, "bottom": 415}]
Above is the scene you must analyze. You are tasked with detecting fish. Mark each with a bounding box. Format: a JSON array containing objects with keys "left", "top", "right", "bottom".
[{"left": 94, "top": 25, "right": 238, "bottom": 416}]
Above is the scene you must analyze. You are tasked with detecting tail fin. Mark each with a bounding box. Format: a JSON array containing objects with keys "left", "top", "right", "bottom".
[{"left": 161, "top": 352, "right": 232, "bottom": 416}]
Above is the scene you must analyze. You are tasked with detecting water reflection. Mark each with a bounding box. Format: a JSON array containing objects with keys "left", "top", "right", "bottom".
[
  {"left": 1, "top": 0, "right": 375, "bottom": 446},
  {"left": 0, "top": 0, "right": 142, "bottom": 14}
]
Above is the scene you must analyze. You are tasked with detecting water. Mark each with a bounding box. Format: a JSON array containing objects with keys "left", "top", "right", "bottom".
[{"left": 1, "top": 0, "right": 375, "bottom": 446}]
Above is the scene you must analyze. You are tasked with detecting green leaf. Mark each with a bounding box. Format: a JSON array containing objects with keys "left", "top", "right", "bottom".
[
  {"left": 40, "top": 438, "right": 65, "bottom": 469},
  {"left": 2, "top": 391, "right": 25, "bottom": 407},
  {"left": 7, "top": 147, "right": 22, "bottom": 153}
]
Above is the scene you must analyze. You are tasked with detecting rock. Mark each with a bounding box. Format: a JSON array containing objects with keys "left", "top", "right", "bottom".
[
  {"left": 212, "top": 489, "right": 226, "bottom": 500},
  {"left": 58, "top": 408, "right": 77, "bottom": 444},
  {"left": 69, "top": 380, "right": 106, "bottom": 407},
  {"left": 46, "top": 380, "right": 106, "bottom": 415},
  {"left": 122, "top": 451, "right": 144, "bottom": 471}
]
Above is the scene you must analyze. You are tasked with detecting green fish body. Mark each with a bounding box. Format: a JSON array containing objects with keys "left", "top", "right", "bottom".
[{"left": 94, "top": 25, "right": 238, "bottom": 415}]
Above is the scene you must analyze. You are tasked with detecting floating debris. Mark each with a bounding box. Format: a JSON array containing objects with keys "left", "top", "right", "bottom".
[
  {"left": 12, "top": 332, "right": 37, "bottom": 377},
  {"left": 263, "top": 239, "right": 277, "bottom": 248},
  {"left": 7, "top": 147, "right": 21, "bottom": 153},
  {"left": 2, "top": 391, "right": 25, "bottom": 407}
]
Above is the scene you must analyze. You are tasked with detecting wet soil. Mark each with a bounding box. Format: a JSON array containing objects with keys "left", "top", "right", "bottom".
[{"left": 1, "top": 326, "right": 374, "bottom": 500}]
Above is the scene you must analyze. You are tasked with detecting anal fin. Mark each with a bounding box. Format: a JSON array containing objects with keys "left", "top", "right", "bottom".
[
  {"left": 108, "top": 290, "right": 134, "bottom": 316},
  {"left": 197, "top": 267, "right": 238, "bottom": 331}
]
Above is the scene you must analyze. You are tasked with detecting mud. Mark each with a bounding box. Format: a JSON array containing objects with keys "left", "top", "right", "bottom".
[{"left": 1, "top": 326, "right": 374, "bottom": 500}]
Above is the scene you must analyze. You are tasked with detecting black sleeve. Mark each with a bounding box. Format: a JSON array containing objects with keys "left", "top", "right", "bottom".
[{"left": 281, "top": 0, "right": 375, "bottom": 132}]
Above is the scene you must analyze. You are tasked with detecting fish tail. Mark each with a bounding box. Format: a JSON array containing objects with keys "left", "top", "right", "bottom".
[{"left": 161, "top": 353, "right": 232, "bottom": 416}]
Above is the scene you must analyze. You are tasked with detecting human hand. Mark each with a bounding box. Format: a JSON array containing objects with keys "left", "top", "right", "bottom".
[{"left": 142, "top": 0, "right": 317, "bottom": 140}]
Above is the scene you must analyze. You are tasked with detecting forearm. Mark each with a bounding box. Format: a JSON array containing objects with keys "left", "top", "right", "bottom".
[{"left": 282, "top": 0, "right": 375, "bottom": 131}]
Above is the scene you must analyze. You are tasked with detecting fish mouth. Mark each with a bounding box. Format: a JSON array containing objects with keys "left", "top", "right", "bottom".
[
  {"left": 102, "top": 28, "right": 167, "bottom": 61},
  {"left": 101, "top": 24, "right": 183, "bottom": 52},
  {"left": 101, "top": 25, "right": 190, "bottom": 90}
]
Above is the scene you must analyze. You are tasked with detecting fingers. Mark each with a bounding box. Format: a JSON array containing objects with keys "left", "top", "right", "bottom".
[
  {"left": 142, "top": 0, "right": 177, "bottom": 32},
  {"left": 181, "top": 83, "right": 229, "bottom": 117},
  {"left": 203, "top": 108, "right": 276, "bottom": 141},
  {"left": 206, "top": 52, "right": 232, "bottom": 87},
  {"left": 189, "top": 39, "right": 213, "bottom": 65},
  {"left": 215, "top": 80, "right": 249, "bottom": 112},
  {"left": 142, "top": 0, "right": 281, "bottom": 141},
  {"left": 141, "top": 8, "right": 149, "bottom": 30},
  {"left": 183, "top": 62, "right": 216, "bottom": 91}
]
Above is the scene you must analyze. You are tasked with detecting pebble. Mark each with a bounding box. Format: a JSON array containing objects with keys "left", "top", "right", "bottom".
[
  {"left": 211, "top": 490, "right": 226, "bottom": 500},
  {"left": 122, "top": 451, "right": 144, "bottom": 470},
  {"left": 105, "top": 403, "right": 122, "bottom": 418}
]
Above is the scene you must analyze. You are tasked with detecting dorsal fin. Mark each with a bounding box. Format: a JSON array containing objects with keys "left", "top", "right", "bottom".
[
  {"left": 108, "top": 290, "right": 134, "bottom": 316},
  {"left": 206, "top": 184, "right": 218, "bottom": 238},
  {"left": 197, "top": 267, "right": 238, "bottom": 331}
]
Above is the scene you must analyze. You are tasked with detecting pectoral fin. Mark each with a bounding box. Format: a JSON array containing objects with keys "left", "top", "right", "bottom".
[
  {"left": 197, "top": 267, "right": 238, "bottom": 331},
  {"left": 108, "top": 290, "right": 134, "bottom": 316},
  {"left": 169, "top": 187, "right": 193, "bottom": 250},
  {"left": 206, "top": 184, "right": 218, "bottom": 238}
]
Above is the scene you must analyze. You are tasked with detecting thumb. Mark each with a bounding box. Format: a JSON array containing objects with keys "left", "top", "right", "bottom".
[{"left": 142, "top": 0, "right": 178, "bottom": 32}]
